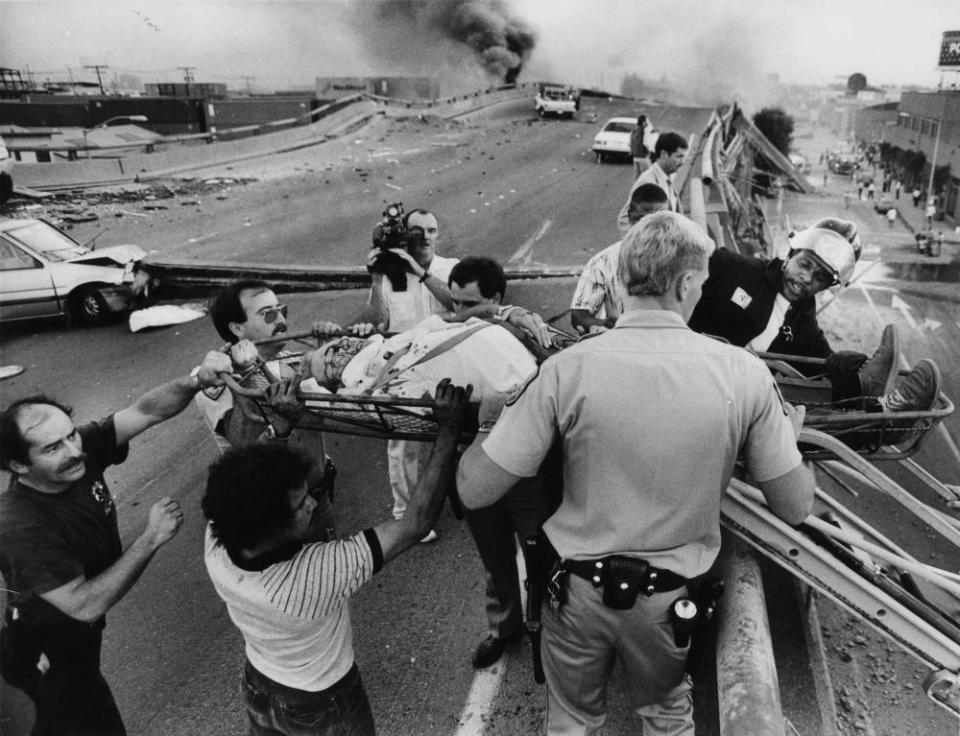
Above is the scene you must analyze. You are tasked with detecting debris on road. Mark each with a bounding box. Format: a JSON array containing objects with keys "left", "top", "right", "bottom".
[{"left": 0, "top": 177, "right": 257, "bottom": 225}]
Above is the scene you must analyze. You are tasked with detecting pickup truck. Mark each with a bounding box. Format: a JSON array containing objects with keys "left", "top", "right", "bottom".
[{"left": 535, "top": 86, "right": 578, "bottom": 119}]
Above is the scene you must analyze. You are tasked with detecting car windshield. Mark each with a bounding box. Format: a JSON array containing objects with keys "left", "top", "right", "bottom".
[
  {"left": 5, "top": 222, "right": 88, "bottom": 262},
  {"left": 603, "top": 121, "right": 636, "bottom": 133}
]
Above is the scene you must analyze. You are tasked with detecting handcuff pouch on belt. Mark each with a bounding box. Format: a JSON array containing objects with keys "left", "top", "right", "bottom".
[{"left": 599, "top": 555, "right": 651, "bottom": 610}]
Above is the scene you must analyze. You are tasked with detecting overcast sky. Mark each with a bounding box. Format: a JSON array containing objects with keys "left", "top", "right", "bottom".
[{"left": 1, "top": 0, "right": 956, "bottom": 106}]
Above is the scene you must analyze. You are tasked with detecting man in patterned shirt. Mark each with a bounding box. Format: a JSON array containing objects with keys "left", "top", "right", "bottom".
[
  {"left": 570, "top": 183, "right": 668, "bottom": 334},
  {"left": 202, "top": 379, "right": 470, "bottom": 736}
]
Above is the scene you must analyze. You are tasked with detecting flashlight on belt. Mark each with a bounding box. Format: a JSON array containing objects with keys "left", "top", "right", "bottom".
[{"left": 670, "top": 597, "right": 699, "bottom": 648}]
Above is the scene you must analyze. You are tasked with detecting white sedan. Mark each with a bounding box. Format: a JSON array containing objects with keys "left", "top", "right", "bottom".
[
  {"left": 592, "top": 116, "right": 637, "bottom": 163},
  {"left": 0, "top": 218, "right": 152, "bottom": 325}
]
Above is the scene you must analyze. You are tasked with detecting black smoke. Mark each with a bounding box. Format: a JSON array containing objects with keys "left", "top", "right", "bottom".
[{"left": 361, "top": 1, "right": 536, "bottom": 84}]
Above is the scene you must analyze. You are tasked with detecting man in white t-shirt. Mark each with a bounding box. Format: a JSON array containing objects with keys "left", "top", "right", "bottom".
[
  {"left": 202, "top": 382, "right": 470, "bottom": 736},
  {"left": 358, "top": 209, "right": 458, "bottom": 542}
]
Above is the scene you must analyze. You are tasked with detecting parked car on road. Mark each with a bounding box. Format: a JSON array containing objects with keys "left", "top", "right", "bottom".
[
  {"left": 534, "top": 85, "right": 578, "bottom": 119},
  {"left": 0, "top": 135, "right": 13, "bottom": 204},
  {"left": 0, "top": 218, "right": 152, "bottom": 325},
  {"left": 592, "top": 117, "right": 636, "bottom": 163}
]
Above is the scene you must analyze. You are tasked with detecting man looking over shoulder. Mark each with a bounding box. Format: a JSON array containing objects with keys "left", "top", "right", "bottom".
[
  {"left": 358, "top": 208, "right": 459, "bottom": 543},
  {"left": 571, "top": 183, "right": 669, "bottom": 334},
  {"left": 202, "top": 380, "right": 471, "bottom": 736},
  {"left": 616, "top": 131, "right": 688, "bottom": 233},
  {"left": 0, "top": 351, "right": 231, "bottom": 736},
  {"left": 457, "top": 212, "right": 814, "bottom": 734}
]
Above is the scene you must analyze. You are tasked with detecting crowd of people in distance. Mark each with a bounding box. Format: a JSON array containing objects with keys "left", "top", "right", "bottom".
[{"left": 0, "top": 123, "right": 947, "bottom": 736}]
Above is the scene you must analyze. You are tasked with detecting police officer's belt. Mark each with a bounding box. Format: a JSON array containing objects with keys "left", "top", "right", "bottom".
[{"left": 563, "top": 556, "right": 686, "bottom": 596}]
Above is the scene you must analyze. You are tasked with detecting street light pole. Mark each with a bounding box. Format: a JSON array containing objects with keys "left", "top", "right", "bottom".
[{"left": 80, "top": 115, "right": 148, "bottom": 160}]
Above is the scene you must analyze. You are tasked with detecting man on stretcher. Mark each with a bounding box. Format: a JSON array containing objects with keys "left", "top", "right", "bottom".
[{"left": 302, "top": 257, "right": 561, "bottom": 403}]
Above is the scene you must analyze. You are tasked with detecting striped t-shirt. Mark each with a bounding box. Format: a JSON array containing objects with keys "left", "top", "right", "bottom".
[{"left": 204, "top": 525, "right": 382, "bottom": 691}]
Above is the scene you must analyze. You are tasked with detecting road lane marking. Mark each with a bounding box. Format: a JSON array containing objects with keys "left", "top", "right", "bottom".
[
  {"left": 855, "top": 281, "right": 885, "bottom": 327},
  {"left": 509, "top": 220, "right": 552, "bottom": 264},
  {"left": 453, "top": 546, "right": 529, "bottom": 736},
  {"left": 454, "top": 663, "right": 507, "bottom": 736},
  {"left": 890, "top": 295, "right": 918, "bottom": 332}
]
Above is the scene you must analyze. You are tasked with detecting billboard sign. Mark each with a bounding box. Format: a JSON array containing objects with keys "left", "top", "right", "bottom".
[{"left": 939, "top": 30, "right": 960, "bottom": 69}]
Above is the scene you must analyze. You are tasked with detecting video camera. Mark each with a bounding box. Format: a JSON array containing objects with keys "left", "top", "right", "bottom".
[{"left": 369, "top": 202, "right": 426, "bottom": 292}]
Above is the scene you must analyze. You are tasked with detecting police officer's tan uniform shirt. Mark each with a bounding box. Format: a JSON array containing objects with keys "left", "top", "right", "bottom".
[{"left": 482, "top": 309, "right": 801, "bottom": 579}]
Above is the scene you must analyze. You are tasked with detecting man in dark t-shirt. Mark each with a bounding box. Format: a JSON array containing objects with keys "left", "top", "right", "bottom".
[{"left": 0, "top": 350, "right": 230, "bottom": 736}]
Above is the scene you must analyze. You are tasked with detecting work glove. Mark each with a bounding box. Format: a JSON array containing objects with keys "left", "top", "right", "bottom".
[{"left": 824, "top": 350, "right": 868, "bottom": 377}]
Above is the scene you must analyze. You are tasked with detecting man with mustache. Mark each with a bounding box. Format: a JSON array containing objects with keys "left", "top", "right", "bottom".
[
  {"left": 199, "top": 280, "right": 362, "bottom": 542},
  {"left": 0, "top": 351, "right": 231, "bottom": 735}
]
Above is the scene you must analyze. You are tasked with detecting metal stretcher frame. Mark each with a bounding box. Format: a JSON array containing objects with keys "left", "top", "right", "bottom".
[
  {"left": 757, "top": 351, "right": 956, "bottom": 459},
  {"left": 224, "top": 331, "right": 953, "bottom": 453},
  {"left": 295, "top": 391, "right": 478, "bottom": 442}
]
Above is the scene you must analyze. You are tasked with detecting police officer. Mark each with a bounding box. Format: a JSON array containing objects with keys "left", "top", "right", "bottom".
[{"left": 457, "top": 212, "right": 815, "bottom": 734}]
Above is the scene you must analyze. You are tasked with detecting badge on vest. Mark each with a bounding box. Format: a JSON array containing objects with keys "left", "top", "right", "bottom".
[{"left": 730, "top": 287, "right": 752, "bottom": 309}]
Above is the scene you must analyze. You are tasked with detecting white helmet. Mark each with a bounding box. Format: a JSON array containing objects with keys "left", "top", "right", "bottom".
[{"left": 789, "top": 227, "right": 857, "bottom": 286}]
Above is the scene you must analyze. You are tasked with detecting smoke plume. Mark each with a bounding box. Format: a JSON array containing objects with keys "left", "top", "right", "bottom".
[{"left": 356, "top": 1, "right": 536, "bottom": 85}]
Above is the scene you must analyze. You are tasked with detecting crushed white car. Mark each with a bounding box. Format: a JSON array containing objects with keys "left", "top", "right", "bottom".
[{"left": 0, "top": 218, "right": 153, "bottom": 325}]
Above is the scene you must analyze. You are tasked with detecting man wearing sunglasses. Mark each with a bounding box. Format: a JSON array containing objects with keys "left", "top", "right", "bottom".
[{"left": 197, "top": 280, "right": 367, "bottom": 541}]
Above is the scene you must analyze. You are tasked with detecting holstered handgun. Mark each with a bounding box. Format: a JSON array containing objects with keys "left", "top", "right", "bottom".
[
  {"left": 684, "top": 576, "right": 725, "bottom": 676},
  {"left": 521, "top": 532, "right": 556, "bottom": 685}
]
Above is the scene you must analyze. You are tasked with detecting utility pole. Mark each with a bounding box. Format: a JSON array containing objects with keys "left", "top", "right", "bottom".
[
  {"left": 178, "top": 66, "right": 196, "bottom": 95},
  {"left": 242, "top": 75, "right": 255, "bottom": 95},
  {"left": 84, "top": 64, "right": 108, "bottom": 95}
]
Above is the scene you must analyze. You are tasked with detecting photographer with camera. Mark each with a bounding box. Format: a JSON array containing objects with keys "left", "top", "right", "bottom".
[{"left": 359, "top": 205, "right": 459, "bottom": 543}]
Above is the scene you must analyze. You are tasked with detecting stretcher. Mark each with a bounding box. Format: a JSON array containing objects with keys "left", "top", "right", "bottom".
[
  {"left": 219, "top": 324, "right": 574, "bottom": 441},
  {"left": 220, "top": 329, "right": 960, "bottom": 712},
  {"left": 225, "top": 333, "right": 953, "bottom": 451}
]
